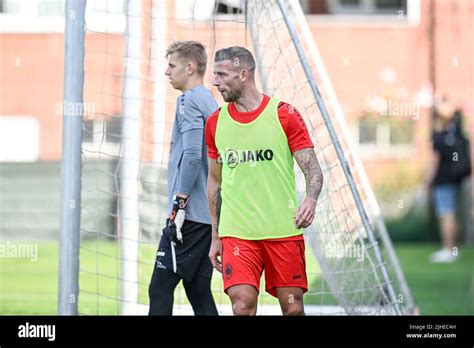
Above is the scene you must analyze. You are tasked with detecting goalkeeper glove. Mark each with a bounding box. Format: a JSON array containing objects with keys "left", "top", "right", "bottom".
[{"left": 167, "top": 195, "right": 189, "bottom": 245}]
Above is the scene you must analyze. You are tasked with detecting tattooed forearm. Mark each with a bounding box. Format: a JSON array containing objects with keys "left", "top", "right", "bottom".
[
  {"left": 293, "top": 148, "right": 323, "bottom": 201},
  {"left": 213, "top": 185, "right": 221, "bottom": 232},
  {"left": 208, "top": 157, "right": 223, "bottom": 237}
]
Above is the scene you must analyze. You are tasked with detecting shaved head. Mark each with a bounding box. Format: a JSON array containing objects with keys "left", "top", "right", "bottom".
[{"left": 214, "top": 46, "right": 256, "bottom": 76}]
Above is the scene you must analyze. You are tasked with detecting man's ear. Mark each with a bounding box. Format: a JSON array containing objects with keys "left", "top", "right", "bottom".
[
  {"left": 187, "top": 62, "right": 195, "bottom": 76},
  {"left": 240, "top": 69, "right": 249, "bottom": 82}
]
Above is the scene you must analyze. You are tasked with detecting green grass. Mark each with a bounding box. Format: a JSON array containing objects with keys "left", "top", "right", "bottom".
[
  {"left": 0, "top": 242, "right": 59, "bottom": 314},
  {"left": 394, "top": 244, "right": 474, "bottom": 315},
  {"left": 0, "top": 242, "right": 472, "bottom": 315}
]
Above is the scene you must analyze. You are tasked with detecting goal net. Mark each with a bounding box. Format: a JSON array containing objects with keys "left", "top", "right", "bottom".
[{"left": 69, "top": 0, "right": 416, "bottom": 315}]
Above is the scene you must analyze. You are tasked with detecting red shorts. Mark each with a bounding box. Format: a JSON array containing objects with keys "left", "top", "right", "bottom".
[{"left": 221, "top": 235, "right": 308, "bottom": 297}]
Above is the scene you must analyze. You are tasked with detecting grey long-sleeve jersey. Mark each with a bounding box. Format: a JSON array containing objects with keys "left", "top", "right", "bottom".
[{"left": 167, "top": 85, "right": 218, "bottom": 225}]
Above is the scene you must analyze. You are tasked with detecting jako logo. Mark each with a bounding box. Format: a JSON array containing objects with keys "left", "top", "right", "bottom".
[
  {"left": 18, "top": 322, "right": 56, "bottom": 341},
  {"left": 224, "top": 149, "right": 274, "bottom": 168}
]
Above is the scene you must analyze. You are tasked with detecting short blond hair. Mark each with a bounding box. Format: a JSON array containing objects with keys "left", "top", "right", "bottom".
[{"left": 166, "top": 41, "right": 208, "bottom": 75}]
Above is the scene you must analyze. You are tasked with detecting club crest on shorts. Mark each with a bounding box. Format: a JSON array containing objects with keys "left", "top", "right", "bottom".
[{"left": 224, "top": 263, "right": 233, "bottom": 279}]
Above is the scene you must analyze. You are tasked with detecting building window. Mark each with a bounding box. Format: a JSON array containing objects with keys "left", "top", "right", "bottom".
[
  {"left": 0, "top": 0, "right": 21, "bottom": 14},
  {"left": 0, "top": 0, "right": 64, "bottom": 16},
  {"left": 174, "top": 0, "right": 243, "bottom": 20},
  {"left": 215, "top": 0, "right": 242, "bottom": 14},
  {"left": 82, "top": 120, "right": 94, "bottom": 144},
  {"left": 376, "top": 0, "right": 406, "bottom": 11},
  {"left": 358, "top": 116, "right": 378, "bottom": 144},
  {"left": 104, "top": 117, "right": 122, "bottom": 144},
  {"left": 0, "top": 0, "right": 126, "bottom": 33},
  {"left": 0, "top": 0, "right": 64, "bottom": 33},
  {"left": 356, "top": 115, "right": 415, "bottom": 157},
  {"left": 37, "top": 0, "right": 64, "bottom": 16},
  {"left": 83, "top": 117, "right": 122, "bottom": 158},
  {"left": 0, "top": 116, "right": 39, "bottom": 162},
  {"left": 389, "top": 118, "right": 413, "bottom": 145},
  {"left": 0, "top": 0, "right": 124, "bottom": 16},
  {"left": 301, "top": 0, "right": 408, "bottom": 16},
  {"left": 87, "top": 0, "right": 125, "bottom": 15},
  {"left": 85, "top": 0, "right": 126, "bottom": 33}
]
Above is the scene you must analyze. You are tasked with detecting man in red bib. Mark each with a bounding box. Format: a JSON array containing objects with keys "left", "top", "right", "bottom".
[{"left": 206, "top": 46, "right": 323, "bottom": 315}]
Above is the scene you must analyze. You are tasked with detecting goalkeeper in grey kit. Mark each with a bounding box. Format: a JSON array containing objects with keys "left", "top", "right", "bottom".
[{"left": 148, "top": 41, "right": 218, "bottom": 315}]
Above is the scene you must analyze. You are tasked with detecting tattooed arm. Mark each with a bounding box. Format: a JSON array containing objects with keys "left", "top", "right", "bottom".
[
  {"left": 208, "top": 156, "right": 223, "bottom": 272},
  {"left": 293, "top": 148, "right": 323, "bottom": 228}
]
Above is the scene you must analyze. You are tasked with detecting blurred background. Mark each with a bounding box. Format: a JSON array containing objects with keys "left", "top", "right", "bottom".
[{"left": 0, "top": 0, "right": 472, "bottom": 315}]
